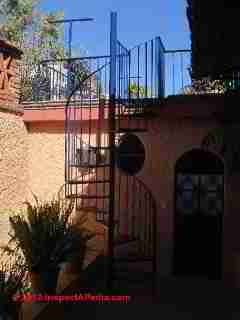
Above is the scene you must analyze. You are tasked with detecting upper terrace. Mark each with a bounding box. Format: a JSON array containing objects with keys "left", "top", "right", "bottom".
[{"left": 19, "top": 35, "right": 240, "bottom": 109}]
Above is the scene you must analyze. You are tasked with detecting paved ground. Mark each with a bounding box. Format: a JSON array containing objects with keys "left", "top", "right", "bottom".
[
  {"left": 34, "top": 276, "right": 240, "bottom": 320},
  {"left": 98, "top": 277, "right": 240, "bottom": 319},
  {"left": 34, "top": 256, "right": 240, "bottom": 320}
]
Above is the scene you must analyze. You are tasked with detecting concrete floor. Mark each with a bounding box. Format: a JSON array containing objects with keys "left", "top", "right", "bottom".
[
  {"left": 97, "top": 277, "right": 240, "bottom": 319},
  {"left": 33, "top": 256, "right": 240, "bottom": 320}
]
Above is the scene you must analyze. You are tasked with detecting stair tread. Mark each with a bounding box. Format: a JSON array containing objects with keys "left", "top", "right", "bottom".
[
  {"left": 67, "top": 179, "right": 110, "bottom": 184},
  {"left": 66, "top": 194, "right": 109, "bottom": 199},
  {"left": 69, "top": 164, "right": 109, "bottom": 168},
  {"left": 113, "top": 256, "right": 154, "bottom": 262},
  {"left": 117, "top": 128, "right": 147, "bottom": 133}
]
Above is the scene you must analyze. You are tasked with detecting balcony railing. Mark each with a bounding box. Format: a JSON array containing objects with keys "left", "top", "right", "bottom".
[
  {"left": 19, "top": 56, "right": 110, "bottom": 105},
  {"left": 20, "top": 46, "right": 240, "bottom": 105}
]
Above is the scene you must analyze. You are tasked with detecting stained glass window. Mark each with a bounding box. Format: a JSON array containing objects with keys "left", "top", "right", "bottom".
[
  {"left": 200, "top": 175, "right": 223, "bottom": 215},
  {"left": 177, "top": 174, "right": 198, "bottom": 214},
  {"left": 200, "top": 175, "right": 223, "bottom": 192},
  {"left": 176, "top": 173, "right": 223, "bottom": 216},
  {"left": 177, "top": 174, "right": 198, "bottom": 190}
]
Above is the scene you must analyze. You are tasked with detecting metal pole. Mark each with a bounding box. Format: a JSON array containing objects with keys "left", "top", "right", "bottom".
[
  {"left": 108, "top": 11, "right": 117, "bottom": 294},
  {"left": 69, "top": 22, "right": 73, "bottom": 59},
  {"left": 155, "top": 37, "right": 165, "bottom": 98},
  {"left": 155, "top": 37, "right": 160, "bottom": 98},
  {"left": 67, "top": 22, "right": 73, "bottom": 96}
]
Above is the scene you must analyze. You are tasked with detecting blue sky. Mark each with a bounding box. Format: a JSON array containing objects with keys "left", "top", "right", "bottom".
[{"left": 40, "top": 0, "right": 190, "bottom": 57}]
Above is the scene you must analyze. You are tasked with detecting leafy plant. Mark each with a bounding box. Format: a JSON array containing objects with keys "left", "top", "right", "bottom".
[
  {"left": 128, "top": 82, "right": 146, "bottom": 98},
  {"left": 7, "top": 195, "right": 95, "bottom": 272},
  {"left": 0, "top": 249, "right": 27, "bottom": 318}
]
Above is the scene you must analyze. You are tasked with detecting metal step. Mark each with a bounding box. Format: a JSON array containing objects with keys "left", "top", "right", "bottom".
[
  {"left": 117, "top": 128, "right": 147, "bottom": 133},
  {"left": 116, "top": 98, "right": 163, "bottom": 108},
  {"left": 112, "top": 271, "right": 154, "bottom": 282},
  {"left": 114, "top": 236, "right": 140, "bottom": 246},
  {"left": 66, "top": 194, "right": 110, "bottom": 199},
  {"left": 90, "top": 146, "right": 111, "bottom": 150},
  {"left": 70, "top": 164, "right": 109, "bottom": 168},
  {"left": 113, "top": 256, "right": 154, "bottom": 263},
  {"left": 116, "top": 153, "right": 145, "bottom": 157},
  {"left": 125, "top": 111, "right": 157, "bottom": 118},
  {"left": 66, "top": 179, "right": 110, "bottom": 185}
]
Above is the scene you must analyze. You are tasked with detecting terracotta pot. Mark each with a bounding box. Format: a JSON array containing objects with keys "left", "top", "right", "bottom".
[
  {"left": 28, "top": 272, "right": 43, "bottom": 295},
  {"left": 62, "top": 256, "right": 85, "bottom": 274},
  {"left": 9, "top": 300, "right": 22, "bottom": 320},
  {"left": 29, "top": 268, "right": 60, "bottom": 295},
  {"left": 0, "top": 298, "right": 21, "bottom": 320}
]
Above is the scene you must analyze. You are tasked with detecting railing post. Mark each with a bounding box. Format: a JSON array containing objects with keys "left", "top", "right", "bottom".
[
  {"left": 155, "top": 37, "right": 165, "bottom": 98},
  {"left": 108, "top": 11, "right": 117, "bottom": 293}
]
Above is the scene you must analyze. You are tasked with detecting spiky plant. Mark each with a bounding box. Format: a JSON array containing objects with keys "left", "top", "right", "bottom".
[
  {"left": 7, "top": 195, "right": 95, "bottom": 272},
  {"left": 0, "top": 249, "right": 26, "bottom": 318}
]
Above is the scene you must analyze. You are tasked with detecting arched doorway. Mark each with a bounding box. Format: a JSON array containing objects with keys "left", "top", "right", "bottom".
[{"left": 173, "top": 148, "right": 224, "bottom": 279}]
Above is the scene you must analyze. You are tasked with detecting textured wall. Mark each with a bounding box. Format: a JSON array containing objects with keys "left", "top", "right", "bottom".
[
  {"left": 0, "top": 111, "right": 28, "bottom": 245},
  {"left": 27, "top": 123, "right": 106, "bottom": 203},
  {"left": 27, "top": 122, "right": 65, "bottom": 202},
  {"left": 136, "top": 117, "right": 220, "bottom": 275},
  {"left": 0, "top": 105, "right": 227, "bottom": 276},
  {"left": 27, "top": 117, "right": 220, "bottom": 276}
]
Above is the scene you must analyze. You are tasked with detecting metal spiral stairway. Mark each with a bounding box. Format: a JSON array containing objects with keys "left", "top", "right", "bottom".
[
  {"left": 62, "top": 13, "right": 164, "bottom": 295},
  {"left": 64, "top": 95, "right": 157, "bottom": 295}
]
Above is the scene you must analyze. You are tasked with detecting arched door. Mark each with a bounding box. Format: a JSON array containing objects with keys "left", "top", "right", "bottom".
[{"left": 173, "top": 149, "right": 224, "bottom": 279}]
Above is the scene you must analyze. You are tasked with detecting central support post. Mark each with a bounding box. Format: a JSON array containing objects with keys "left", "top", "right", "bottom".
[{"left": 107, "top": 11, "right": 117, "bottom": 293}]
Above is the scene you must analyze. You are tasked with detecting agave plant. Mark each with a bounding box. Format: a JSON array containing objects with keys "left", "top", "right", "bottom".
[
  {"left": 0, "top": 250, "right": 27, "bottom": 320},
  {"left": 7, "top": 195, "right": 95, "bottom": 273}
]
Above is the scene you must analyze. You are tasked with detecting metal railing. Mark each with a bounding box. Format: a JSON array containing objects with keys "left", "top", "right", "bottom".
[
  {"left": 21, "top": 44, "right": 240, "bottom": 104},
  {"left": 165, "top": 49, "right": 191, "bottom": 96},
  {"left": 127, "top": 37, "right": 165, "bottom": 100},
  {"left": 20, "top": 56, "right": 110, "bottom": 104}
]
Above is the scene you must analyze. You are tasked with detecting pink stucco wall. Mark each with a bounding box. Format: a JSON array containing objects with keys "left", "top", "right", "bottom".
[
  {"left": 23, "top": 95, "right": 239, "bottom": 280},
  {"left": 134, "top": 117, "right": 220, "bottom": 275}
]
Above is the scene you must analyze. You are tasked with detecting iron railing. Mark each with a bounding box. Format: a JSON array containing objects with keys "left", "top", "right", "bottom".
[
  {"left": 165, "top": 49, "right": 191, "bottom": 96},
  {"left": 127, "top": 37, "right": 165, "bottom": 100},
  {"left": 20, "top": 48, "right": 240, "bottom": 104},
  {"left": 20, "top": 56, "right": 110, "bottom": 104}
]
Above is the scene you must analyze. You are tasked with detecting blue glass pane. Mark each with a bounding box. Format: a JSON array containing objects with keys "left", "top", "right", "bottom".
[
  {"left": 177, "top": 174, "right": 198, "bottom": 190},
  {"left": 177, "top": 191, "right": 197, "bottom": 214}
]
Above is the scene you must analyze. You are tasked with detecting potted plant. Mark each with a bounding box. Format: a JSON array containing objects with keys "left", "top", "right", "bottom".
[
  {"left": 6, "top": 195, "right": 94, "bottom": 295},
  {"left": 0, "top": 250, "right": 27, "bottom": 320}
]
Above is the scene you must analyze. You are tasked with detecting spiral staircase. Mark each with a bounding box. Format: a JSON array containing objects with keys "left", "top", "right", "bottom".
[
  {"left": 22, "top": 13, "right": 161, "bottom": 320},
  {"left": 61, "top": 25, "right": 160, "bottom": 297},
  {"left": 64, "top": 92, "right": 157, "bottom": 296}
]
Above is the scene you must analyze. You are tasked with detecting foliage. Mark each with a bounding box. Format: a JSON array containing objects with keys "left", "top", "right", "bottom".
[
  {"left": 186, "top": 0, "right": 240, "bottom": 81},
  {"left": 202, "top": 125, "right": 240, "bottom": 174},
  {"left": 0, "top": 0, "right": 69, "bottom": 101},
  {"left": 0, "top": 0, "right": 65, "bottom": 62},
  {"left": 0, "top": 1, "right": 95, "bottom": 102},
  {"left": 0, "top": 248, "right": 26, "bottom": 316},
  {"left": 6, "top": 194, "right": 95, "bottom": 272},
  {"left": 128, "top": 82, "right": 146, "bottom": 98},
  {"left": 180, "top": 78, "right": 226, "bottom": 95}
]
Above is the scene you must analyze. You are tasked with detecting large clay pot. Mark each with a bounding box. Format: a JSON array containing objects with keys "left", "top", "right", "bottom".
[
  {"left": 0, "top": 296, "right": 21, "bottom": 320},
  {"left": 28, "top": 272, "right": 43, "bottom": 295}
]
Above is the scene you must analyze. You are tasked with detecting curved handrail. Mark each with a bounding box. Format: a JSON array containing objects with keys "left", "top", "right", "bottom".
[{"left": 114, "top": 170, "right": 157, "bottom": 260}]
